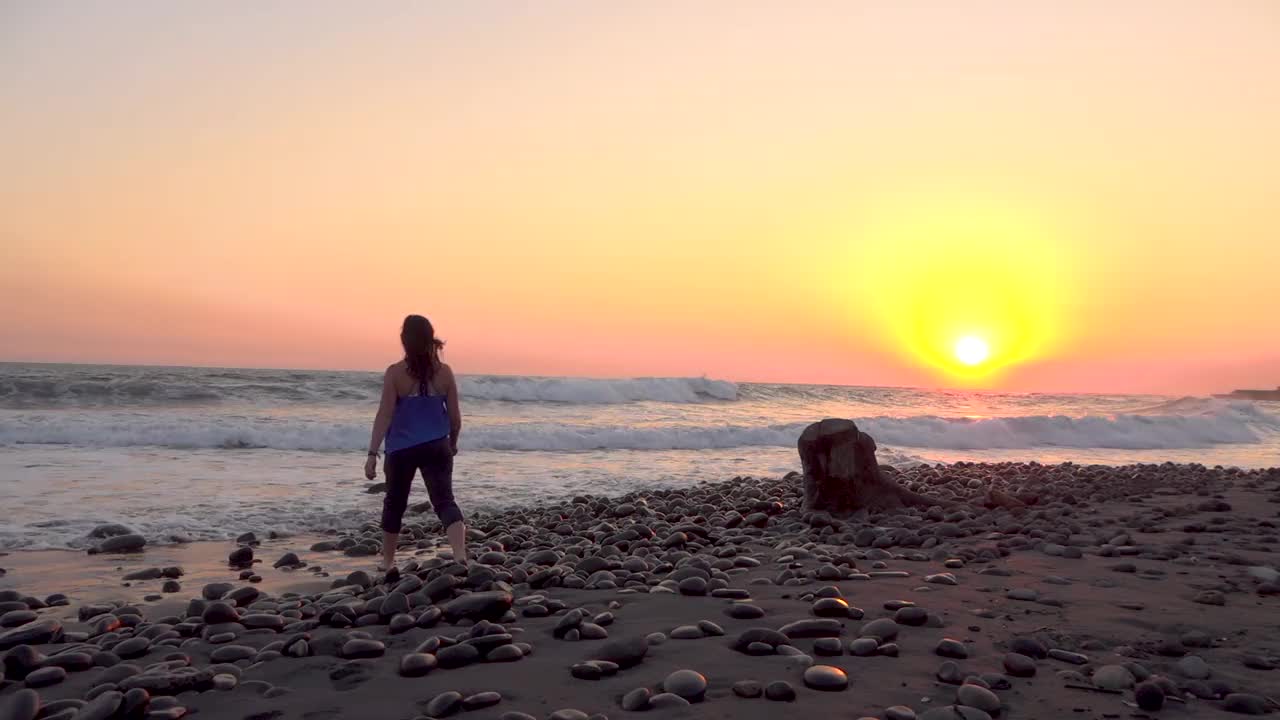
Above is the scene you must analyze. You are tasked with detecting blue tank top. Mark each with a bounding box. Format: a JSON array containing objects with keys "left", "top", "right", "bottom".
[{"left": 385, "top": 377, "right": 450, "bottom": 454}]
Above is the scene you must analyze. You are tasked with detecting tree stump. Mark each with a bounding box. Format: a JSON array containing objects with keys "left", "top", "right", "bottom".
[{"left": 799, "top": 418, "right": 952, "bottom": 513}]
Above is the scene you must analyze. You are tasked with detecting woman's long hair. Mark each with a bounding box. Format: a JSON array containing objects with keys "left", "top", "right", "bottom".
[{"left": 401, "top": 315, "right": 444, "bottom": 389}]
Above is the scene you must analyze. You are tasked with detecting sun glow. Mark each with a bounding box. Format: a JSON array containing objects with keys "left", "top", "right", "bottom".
[
  {"left": 838, "top": 191, "right": 1074, "bottom": 384},
  {"left": 954, "top": 336, "right": 990, "bottom": 366}
]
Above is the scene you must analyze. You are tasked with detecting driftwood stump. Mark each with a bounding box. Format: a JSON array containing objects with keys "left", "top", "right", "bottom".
[{"left": 800, "top": 418, "right": 952, "bottom": 513}]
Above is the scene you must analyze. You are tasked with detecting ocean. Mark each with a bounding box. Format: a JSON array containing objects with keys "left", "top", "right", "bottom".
[{"left": 1, "top": 362, "right": 1276, "bottom": 550}]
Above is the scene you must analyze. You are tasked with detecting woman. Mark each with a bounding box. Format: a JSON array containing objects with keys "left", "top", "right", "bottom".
[{"left": 364, "top": 315, "right": 466, "bottom": 570}]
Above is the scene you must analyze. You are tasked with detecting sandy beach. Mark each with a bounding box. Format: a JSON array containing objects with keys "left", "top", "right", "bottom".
[{"left": 2, "top": 459, "right": 1278, "bottom": 720}]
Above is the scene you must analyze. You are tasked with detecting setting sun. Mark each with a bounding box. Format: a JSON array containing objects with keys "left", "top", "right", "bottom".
[{"left": 955, "top": 336, "right": 990, "bottom": 366}]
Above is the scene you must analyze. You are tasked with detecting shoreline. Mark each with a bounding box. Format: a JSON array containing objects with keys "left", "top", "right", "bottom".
[{"left": 2, "top": 461, "right": 1279, "bottom": 719}]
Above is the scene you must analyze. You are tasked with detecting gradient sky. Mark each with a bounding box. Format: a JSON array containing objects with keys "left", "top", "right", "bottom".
[{"left": 3, "top": 1, "right": 1278, "bottom": 393}]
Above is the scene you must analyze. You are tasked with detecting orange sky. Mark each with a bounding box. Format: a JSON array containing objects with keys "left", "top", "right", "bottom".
[{"left": 2, "top": 1, "right": 1278, "bottom": 393}]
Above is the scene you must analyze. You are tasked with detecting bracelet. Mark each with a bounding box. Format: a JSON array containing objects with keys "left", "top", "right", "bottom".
[{"left": 367, "top": 451, "right": 379, "bottom": 457}]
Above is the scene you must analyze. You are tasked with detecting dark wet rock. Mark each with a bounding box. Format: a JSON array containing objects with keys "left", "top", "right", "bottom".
[
  {"left": 485, "top": 644, "right": 523, "bottom": 662},
  {"left": 1, "top": 689, "right": 41, "bottom": 720},
  {"left": 226, "top": 586, "right": 259, "bottom": 606},
  {"left": 201, "top": 602, "right": 238, "bottom": 625},
  {"left": 241, "top": 613, "right": 285, "bottom": 631},
  {"left": 113, "top": 637, "right": 151, "bottom": 659},
  {"left": 228, "top": 546, "right": 254, "bottom": 566},
  {"left": 594, "top": 636, "right": 648, "bottom": 668},
  {"left": 764, "top": 680, "right": 797, "bottom": 701},
  {"left": 89, "top": 534, "right": 146, "bottom": 554},
  {"left": 273, "top": 552, "right": 302, "bottom": 568},
  {"left": 25, "top": 665, "right": 67, "bottom": 688},
  {"left": 1135, "top": 681, "right": 1165, "bottom": 711},
  {"left": 803, "top": 664, "right": 848, "bottom": 691},
  {"left": 1010, "top": 636, "right": 1047, "bottom": 659},
  {"left": 202, "top": 583, "right": 233, "bottom": 600},
  {"left": 571, "top": 663, "right": 602, "bottom": 680},
  {"left": 437, "top": 643, "right": 481, "bottom": 668},
  {"left": 74, "top": 690, "right": 123, "bottom": 720},
  {"left": 677, "top": 577, "right": 708, "bottom": 596},
  {"left": 936, "top": 638, "right": 969, "bottom": 659},
  {"left": 0, "top": 619, "right": 63, "bottom": 650},
  {"left": 0, "top": 610, "right": 37, "bottom": 628}
]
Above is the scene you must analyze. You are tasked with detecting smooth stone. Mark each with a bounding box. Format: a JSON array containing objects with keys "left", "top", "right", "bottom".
[
  {"left": 957, "top": 684, "right": 1001, "bottom": 713},
  {"left": 426, "top": 690, "right": 463, "bottom": 718},
  {"left": 621, "top": 687, "right": 652, "bottom": 711},
  {"left": 74, "top": 690, "right": 123, "bottom": 720},
  {"left": 1135, "top": 681, "right": 1165, "bottom": 711},
  {"left": 1009, "top": 637, "right": 1047, "bottom": 659},
  {"left": 811, "top": 597, "right": 850, "bottom": 617},
  {"left": 462, "top": 691, "right": 502, "bottom": 711},
  {"left": 648, "top": 693, "right": 691, "bottom": 709},
  {"left": 442, "top": 591, "right": 514, "bottom": 623},
  {"left": 860, "top": 618, "right": 899, "bottom": 641},
  {"left": 763, "top": 680, "right": 796, "bottom": 701},
  {"left": 1222, "top": 693, "right": 1268, "bottom": 715},
  {"left": 732, "top": 680, "right": 762, "bottom": 698},
  {"left": 936, "top": 638, "right": 968, "bottom": 659},
  {"left": 1003, "top": 653, "right": 1036, "bottom": 677},
  {"left": 0, "top": 619, "right": 63, "bottom": 650},
  {"left": 1092, "top": 664, "right": 1135, "bottom": 690},
  {"left": 595, "top": 636, "right": 648, "bottom": 668},
  {"left": 1177, "top": 655, "right": 1211, "bottom": 679},
  {"left": 1, "top": 689, "right": 41, "bottom": 720},
  {"left": 669, "top": 625, "right": 703, "bottom": 640},
  {"left": 726, "top": 603, "right": 765, "bottom": 620},
  {"left": 895, "top": 606, "right": 928, "bottom": 626},
  {"left": 436, "top": 643, "right": 480, "bottom": 668},
  {"left": 937, "top": 661, "right": 965, "bottom": 685},
  {"left": 485, "top": 644, "right": 523, "bottom": 662},
  {"left": 885, "top": 707, "right": 918, "bottom": 720},
  {"left": 25, "top": 666, "right": 68, "bottom": 687},
  {"left": 849, "top": 638, "right": 880, "bottom": 656},
  {"left": 341, "top": 639, "right": 385, "bottom": 659},
  {"left": 803, "top": 664, "right": 848, "bottom": 691},
  {"left": 662, "top": 669, "right": 708, "bottom": 701},
  {"left": 813, "top": 637, "right": 843, "bottom": 656},
  {"left": 400, "top": 652, "right": 438, "bottom": 677}
]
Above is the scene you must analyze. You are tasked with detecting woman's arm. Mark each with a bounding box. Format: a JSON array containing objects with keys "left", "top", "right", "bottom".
[
  {"left": 364, "top": 368, "right": 397, "bottom": 478},
  {"left": 444, "top": 364, "right": 462, "bottom": 454}
]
